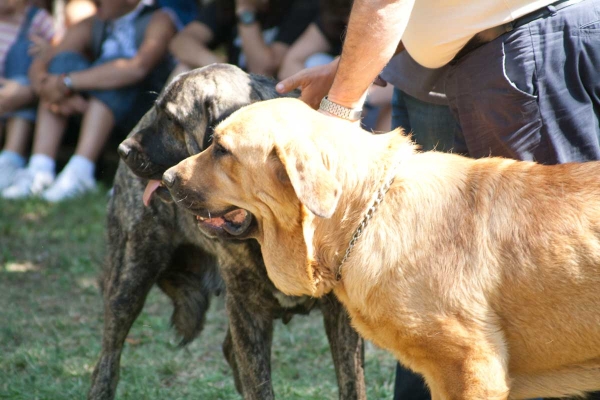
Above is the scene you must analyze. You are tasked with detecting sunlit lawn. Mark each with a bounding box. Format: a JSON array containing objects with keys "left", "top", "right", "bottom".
[{"left": 0, "top": 191, "right": 396, "bottom": 399}]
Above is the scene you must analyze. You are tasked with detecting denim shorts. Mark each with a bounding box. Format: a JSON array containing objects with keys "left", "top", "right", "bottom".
[
  {"left": 48, "top": 51, "right": 142, "bottom": 126},
  {"left": 3, "top": 32, "right": 36, "bottom": 122}
]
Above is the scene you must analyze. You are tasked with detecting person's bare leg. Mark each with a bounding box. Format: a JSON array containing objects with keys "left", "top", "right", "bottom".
[
  {"left": 32, "top": 101, "right": 69, "bottom": 159},
  {"left": 74, "top": 97, "right": 115, "bottom": 163},
  {"left": 1, "top": 105, "right": 64, "bottom": 198},
  {"left": 4, "top": 118, "right": 33, "bottom": 156}
]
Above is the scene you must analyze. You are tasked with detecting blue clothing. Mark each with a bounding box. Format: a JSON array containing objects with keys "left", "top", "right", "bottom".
[
  {"left": 47, "top": 51, "right": 140, "bottom": 126},
  {"left": 3, "top": 6, "right": 40, "bottom": 122},
  {"left": 54, "top": 2, "right": 174, "bottom": 130},
  {"left": 445, "top": 0, "right": 600, "bottom": 164},
  {"left": 158, "top": 0, "right": 198, "bottom": 27},
  {"left": 391, "top": 89, "right": 460, "bottom": 152}
]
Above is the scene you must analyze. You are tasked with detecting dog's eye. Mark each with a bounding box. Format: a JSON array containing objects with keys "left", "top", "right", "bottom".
[{"left": 213, "top": 143, "right": 230, "bottom": 158}]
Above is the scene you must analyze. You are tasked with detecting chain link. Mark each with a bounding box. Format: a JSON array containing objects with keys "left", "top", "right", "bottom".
[{"left": 335, "top": 167, "right": 398, "bottom": 281}]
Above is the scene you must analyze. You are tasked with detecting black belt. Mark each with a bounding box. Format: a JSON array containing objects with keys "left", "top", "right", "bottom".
[{"left": 453, "top": 0, "right": 584, "bottom": 61}]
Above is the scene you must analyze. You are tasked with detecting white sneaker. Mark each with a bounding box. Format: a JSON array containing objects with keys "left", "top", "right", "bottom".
[
  {"left": 41, "top": 168, "right": 96, "bottom": 202},
  {"left": 2, "top": 169, "right": 55, "bottom": 199},
  {"left": 0, "top": 158, "right": 22, "bottom": 190}
]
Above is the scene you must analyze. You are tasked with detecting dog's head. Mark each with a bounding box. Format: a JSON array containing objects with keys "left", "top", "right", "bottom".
[
  {"left": 163, "top": 98, "right": 350, "bottom": 296},
  {"left": 117, "top": 63, "right": 290, "bottom": 206}
]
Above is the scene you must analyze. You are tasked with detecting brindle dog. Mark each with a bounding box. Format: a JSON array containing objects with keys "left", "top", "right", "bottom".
[{"left": 88, "top": 64, "right": 366, "bottom": 400}]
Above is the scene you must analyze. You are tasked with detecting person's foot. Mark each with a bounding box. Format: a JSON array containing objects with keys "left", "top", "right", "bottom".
[
  {"left": 2, "top": 169, "right": 55, "bottom": 199},
  {"left": 41, "top": 168, "right": 96, "bottom": 202},
  {"left": 0, "top": 157, "right": 23, "bottom": 190}
]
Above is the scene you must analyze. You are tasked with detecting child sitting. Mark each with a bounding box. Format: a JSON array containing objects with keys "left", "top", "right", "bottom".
[
  {"left": 2, "top": 0, "right": 176, "bottom": 201},
  {"left": 0, "top": 0, "right": 54, "bottom": 191}
]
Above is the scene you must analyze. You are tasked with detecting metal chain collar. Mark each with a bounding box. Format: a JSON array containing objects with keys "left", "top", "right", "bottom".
[{"left": 335, "top": 163, "right": 399, "bottom": 281}]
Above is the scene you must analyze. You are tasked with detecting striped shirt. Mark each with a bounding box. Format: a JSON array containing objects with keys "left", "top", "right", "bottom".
[{"left": 0, "top": 7, "right": 54, "bottom": 76}]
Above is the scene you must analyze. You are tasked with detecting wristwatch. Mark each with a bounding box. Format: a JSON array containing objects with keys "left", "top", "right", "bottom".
[
  {"left": 319, "top": 96, "right": 363, "bottom": 121},
  {"left": 61, "top": 73, "right": 75, "bottom": 95},
  {"left": 237, "top": 9, "right": 256, "bottom": 25},
  {"left": 63, "top": 74, "right": 74, "bottom": 89}
]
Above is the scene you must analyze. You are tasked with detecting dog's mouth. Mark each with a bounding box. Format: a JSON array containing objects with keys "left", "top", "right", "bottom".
[
  {"left": 196, "top": 208, "right": 254, "bottom": 237},
  {"left": 144, "top": 179, "right": 255, "bottom": 237},
  {"left": 143, "top": 179, "right": 172, "bottom": 206}
]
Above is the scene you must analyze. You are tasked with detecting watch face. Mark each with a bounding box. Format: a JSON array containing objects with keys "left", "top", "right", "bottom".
[{"left": 238, "top": 10, "right": 256, "bottom": 25}]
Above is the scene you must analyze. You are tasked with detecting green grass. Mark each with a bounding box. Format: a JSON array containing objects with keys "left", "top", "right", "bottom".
[{"left": 0, "top": 189, "right": 396, "bottom": 399}]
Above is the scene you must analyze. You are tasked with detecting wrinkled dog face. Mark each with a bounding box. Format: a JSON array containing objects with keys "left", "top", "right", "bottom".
[
  {"left": 160, "top": 112, "right": 291, "bottom": 240},
  {"left": 163, "top": 98, "right": 344, "bottom": 295},
  {"left": 117, "top": 63, "right": 282, "bottom": 206}
]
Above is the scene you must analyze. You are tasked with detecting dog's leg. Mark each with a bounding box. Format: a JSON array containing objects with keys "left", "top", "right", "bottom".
[
  {"left": 222, "top": 326, "right": 244, "bottom": 395},
  {"left": 417, "top": 341, "right": 510, "bottom": 400},
  {"left": 320, "top": 294, "right": 367, "bottom": 399},
  {"left": 88, "top": 221, "right": 173, "bottom": 400},
  {"left": 225, "top": 290, "right": 275, "bottom": 400},
  {"left": 157, "top": 245, "right": 221, "bottom": 345},
  {"left": 89, "top": 264, "right": 165, "bottom": 399}
]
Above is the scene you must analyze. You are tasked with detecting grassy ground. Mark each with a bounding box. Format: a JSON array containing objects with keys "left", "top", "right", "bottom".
[{"left": 0, "top": 188, "right": 396, "bottom": 400}]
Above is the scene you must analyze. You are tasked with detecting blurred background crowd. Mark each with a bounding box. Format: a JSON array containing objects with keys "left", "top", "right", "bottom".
[{"left": 0, "top": 0, "right": 394, "bottom": 203}]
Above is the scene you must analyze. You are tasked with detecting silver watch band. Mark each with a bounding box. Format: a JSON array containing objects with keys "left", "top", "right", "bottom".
[
  {"left": 319, "top": 96, "right": 362, "bottom": 121},
  {"left": 63, "top": 74, "right": 74, "bottom": 91}
]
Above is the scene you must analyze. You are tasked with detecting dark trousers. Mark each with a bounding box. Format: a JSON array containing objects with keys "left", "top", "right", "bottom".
[{"left": 445, "top": 0, "right": 600, "bottom": 164}]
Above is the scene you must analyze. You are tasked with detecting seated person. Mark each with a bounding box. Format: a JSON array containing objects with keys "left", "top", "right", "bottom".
[
  {"left": 2, "top": 0, "right": 177, "bottom": 202},
  {"left": 169, "top": 0, "right": 318, "bottom": 77},
  {"left": 0, "top": 0, "right": 54, "bottom": 191},
  {"left": 278, "top": 0, "right": 350, "bottom": 79}
]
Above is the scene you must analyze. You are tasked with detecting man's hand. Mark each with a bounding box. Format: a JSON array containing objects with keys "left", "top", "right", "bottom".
[
  {"left": 276, "top": 57, "right": 339, "bottom": 109},
  {"left": 39, "top": 74, "right": 70, "bottom": 104},
  {"left": 28, "top": 34, "right": 52, "bottom": 58}
]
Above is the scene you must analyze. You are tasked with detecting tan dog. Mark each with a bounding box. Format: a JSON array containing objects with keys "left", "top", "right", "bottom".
[{"left": 163, "top": 97, "right": 600, "bottom": 400}]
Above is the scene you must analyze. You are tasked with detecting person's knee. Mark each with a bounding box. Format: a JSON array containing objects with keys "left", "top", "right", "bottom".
[{"left": 48, "top": 52, "right": 91, "bottom": 75}]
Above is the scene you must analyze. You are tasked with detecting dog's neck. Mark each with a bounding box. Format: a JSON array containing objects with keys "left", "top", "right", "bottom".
[{"left": 308, "top": 129, "right": 416, "bottom": 296}]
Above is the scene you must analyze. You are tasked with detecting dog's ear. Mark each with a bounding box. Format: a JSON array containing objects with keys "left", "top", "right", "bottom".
[{"left": 274, "top": 140, "right": 341, "bottom": 218}]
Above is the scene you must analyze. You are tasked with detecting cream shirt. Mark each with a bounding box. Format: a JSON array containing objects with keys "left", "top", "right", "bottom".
[{"left": 403, "top": 0, "right": 555, "bottom": 68}]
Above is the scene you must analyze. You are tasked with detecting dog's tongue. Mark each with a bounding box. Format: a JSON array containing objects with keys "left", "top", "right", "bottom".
[{"left": 143, "top": 180, "right": 161, "bottom": 207}]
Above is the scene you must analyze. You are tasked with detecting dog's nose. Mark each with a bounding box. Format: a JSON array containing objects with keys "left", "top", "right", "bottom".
[
  {"left": 117, "top": 142, "right": 131, "bottom": 160},
  {"left": 162, "top": 169, "right": 178, "bottom": 188}
]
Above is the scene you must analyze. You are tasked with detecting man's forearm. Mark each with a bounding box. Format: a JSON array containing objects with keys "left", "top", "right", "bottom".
[{"left": 327, "top": 0, "right": 415, "bottom": 109}]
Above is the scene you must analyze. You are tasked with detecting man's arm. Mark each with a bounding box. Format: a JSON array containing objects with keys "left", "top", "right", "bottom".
[
  {"left": 327, "top": 0, "right": 414, "bottom": 110},
  {"left": 68, "top": 11, "right": 176, "bottom": 90}
]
